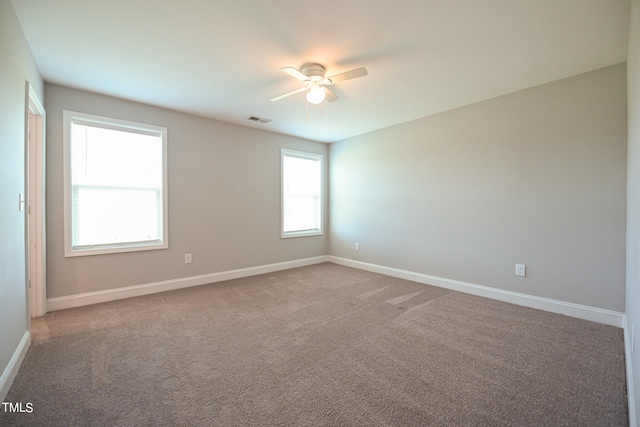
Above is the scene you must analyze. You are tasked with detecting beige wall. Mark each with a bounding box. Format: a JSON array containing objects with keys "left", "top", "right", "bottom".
[
  {"left": 45, "top": 84, "right": 328, "bottom": 298},
  {"left": 0, "top": 0, "right": 44, "bottom": 396},
  {"left": 627, "top": 0, "right": 640, "bottom": 423},
  {"left": 329, "top": 63, "right": 627, "bottom": 312}
]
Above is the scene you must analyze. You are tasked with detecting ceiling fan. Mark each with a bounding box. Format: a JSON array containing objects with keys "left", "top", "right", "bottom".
[{"left": 270, "top": 63, "right": 368, "bottom": 104}]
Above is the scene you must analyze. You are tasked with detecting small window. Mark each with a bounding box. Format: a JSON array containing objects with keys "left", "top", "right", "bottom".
[
  {"left": 281, "top": 149, "right": 323, "bottom": 238},
  {"left": 63, "top": 111, "right": 168, "bottom": 256}
]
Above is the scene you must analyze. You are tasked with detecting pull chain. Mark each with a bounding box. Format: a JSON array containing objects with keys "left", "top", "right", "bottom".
[{"left": 305, "top": 100, "right": 324, "bottom": 121}]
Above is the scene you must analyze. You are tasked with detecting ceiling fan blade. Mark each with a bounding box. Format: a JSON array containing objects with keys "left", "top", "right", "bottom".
[
  {"left": 327, "top": 67, "right": 368, "bottom": 84},
  {"left": 324, "top": 87, "right": 338, "bottom": 102},
  {"left": 270, "top": 86, "right": 308, "bottom": 102},
  {"left": 281, "top": 67, "right": 310, "bottom": 82}
]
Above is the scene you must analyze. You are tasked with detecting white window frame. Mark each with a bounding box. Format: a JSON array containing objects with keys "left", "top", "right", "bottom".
[
  {"left": 281, "top": 148, "right": 324, "bottom": 238},
  {"left": 63, "top": 110, "right": 168, "bottom": 257}
]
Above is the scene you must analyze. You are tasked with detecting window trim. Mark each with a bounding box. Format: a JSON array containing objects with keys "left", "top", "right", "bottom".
[
  {"left": 281, "top": 148, "right": 324, "bottom": 239},
  {"left": 63, "top": 110, "right": 168, "bottom": 257}
]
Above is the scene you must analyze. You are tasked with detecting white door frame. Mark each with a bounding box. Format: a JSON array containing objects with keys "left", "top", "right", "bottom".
[{"left": 26, "top": 83, "right": 47, "bottom": 317}]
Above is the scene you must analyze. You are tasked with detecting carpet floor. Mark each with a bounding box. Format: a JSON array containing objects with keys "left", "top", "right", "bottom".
[{"left": 0, "top": 263, "right": 628, "bottom": 426}]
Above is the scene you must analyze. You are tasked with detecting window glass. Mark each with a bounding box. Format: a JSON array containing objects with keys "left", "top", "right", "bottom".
[
  {"left": 64, "top": 111, "right": 168, "bottom": 256},
  {"left": 282, "top": 149, "right": 323, "bottom": 237}
]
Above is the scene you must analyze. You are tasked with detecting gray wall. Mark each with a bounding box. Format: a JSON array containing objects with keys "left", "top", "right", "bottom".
[
  {"left": 0, "top": 0, "right": 43, "bottom": 394},
  {"left": 329, "top": 63, "right": 627, "bottom": 312},
  {"left": 627, "top": 0, "right": 640, "bottom": 423},
  {"left": 45, "top": 84, "right": 327, "bottom": 298}
]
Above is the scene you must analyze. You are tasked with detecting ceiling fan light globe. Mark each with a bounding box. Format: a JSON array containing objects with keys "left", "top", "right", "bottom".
[{"left": 306, "top": 87, "right": 326, "bottom": 104}]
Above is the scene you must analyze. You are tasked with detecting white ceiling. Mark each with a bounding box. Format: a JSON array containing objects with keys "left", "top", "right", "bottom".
[{"left": 11, "top": 0, "right": 630, "bottom": 143}]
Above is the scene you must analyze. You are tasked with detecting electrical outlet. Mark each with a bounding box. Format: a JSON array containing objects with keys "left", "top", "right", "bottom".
[
  {"left": 185, "top": 253, "right": 192, "bottom": 264},
  {"left": 515, "top": 264, "right": 526, "bottom": 277},
  {"left": 355, "top": 243, "right": 360, "bottom": 251}
]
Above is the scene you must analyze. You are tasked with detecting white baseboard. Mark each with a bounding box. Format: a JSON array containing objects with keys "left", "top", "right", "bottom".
[
  {"left": 327, "top": 256, "right": 624, "bottom": 327},
  {"left": 0, "top": 331, "right": 30, "bottom": 402},
  {"left": 624, "top": 315, "right": 638, "bottom": 427},
  {"left": 47, "top": 256, "right": 328, "bottom": 312},
  {"left": 48, "top": 254, "right": 624, "bottom": 328}
]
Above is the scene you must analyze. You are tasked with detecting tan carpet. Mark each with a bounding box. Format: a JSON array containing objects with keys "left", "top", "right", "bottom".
[{"left": 0, "top": 263, "right": 628, "bottom": 426}]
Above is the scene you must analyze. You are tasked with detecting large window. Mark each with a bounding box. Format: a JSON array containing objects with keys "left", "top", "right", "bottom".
[
  {"left": 281, "top": 149, "right": 323, "bottom": 238},
  {"left": 63, "top": 111, "right": 168, "bottom": 256}
]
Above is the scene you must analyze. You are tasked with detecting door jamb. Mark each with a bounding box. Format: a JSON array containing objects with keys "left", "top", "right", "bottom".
[{"left": 26, "top": 83, "right": 46, "bottom": 318}]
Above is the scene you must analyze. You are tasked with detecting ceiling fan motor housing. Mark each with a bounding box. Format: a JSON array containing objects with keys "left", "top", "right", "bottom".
[{"left": 301, "top": 63, "right": 326, "bottom": 81}]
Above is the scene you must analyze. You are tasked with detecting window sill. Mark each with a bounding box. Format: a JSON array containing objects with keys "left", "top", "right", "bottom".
[
  {"left": 65, "top": 241, "right": 168, "bottom": 257},
  {"left": 281, "top": 229, "right": 323, "bottom": 239}
]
